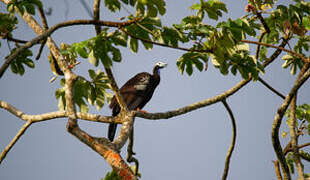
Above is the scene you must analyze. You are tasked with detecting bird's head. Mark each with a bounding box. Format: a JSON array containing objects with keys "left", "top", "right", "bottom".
[
  {"left": 155, "top": 61, "right": 168, "bottom": 69},
  {"left": 154, "top": 61, "right": 168, "bottom": 76}
]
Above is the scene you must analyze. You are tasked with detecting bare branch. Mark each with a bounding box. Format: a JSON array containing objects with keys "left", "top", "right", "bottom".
[
  {"left": 0, "top": 100, "right": 119, "bottom": 123},
  {"left": 221, "top": 99, "right": 237, "bottom": 180},
  {"left": 0, "top": 120, "right": 32, "bottom": 165},
  {"left": 258, "top": 77, "right": 285, "bottom": 99}
]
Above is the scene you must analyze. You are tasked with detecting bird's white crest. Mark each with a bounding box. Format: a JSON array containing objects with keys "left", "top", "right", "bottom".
[{"left": 155, "top": 61, "right": 168, "bottom": 68}]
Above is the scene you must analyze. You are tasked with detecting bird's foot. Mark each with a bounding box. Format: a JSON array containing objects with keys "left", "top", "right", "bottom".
[{"left": 137, "top": 108, "right": 148, "bottom": 114}]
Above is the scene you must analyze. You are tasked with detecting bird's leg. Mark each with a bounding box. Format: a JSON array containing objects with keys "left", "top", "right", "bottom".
[{"left": 136, "top": 107, "right": 148, "bottom": 114}]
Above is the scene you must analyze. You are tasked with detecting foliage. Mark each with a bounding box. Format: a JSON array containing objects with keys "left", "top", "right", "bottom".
[
  {"left": 7, "top": 0, "right": 42, "bottom": 15},
  {"left": 62, "top": 29, "right": 126, "bottom": 68},
  {"left": 0, "top": 13, "right": 18, "bottom": 36},
  {"left": 55, "top": 70, "right": 112, "bottom": 112},
  {"left": 7, "top": 47, "right": 34, "bottom": 76}
]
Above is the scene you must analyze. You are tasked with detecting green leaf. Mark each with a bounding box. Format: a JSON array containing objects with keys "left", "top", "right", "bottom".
[
  {"left": 76, "top": 46, "right": 88, "bottom": 58},
  {"left": 24, "top": 3, "right": 35, "bottom": 15},
  {"left": 24, "top": 59, "right": 35, "bottom": 68},
  {"left": 88, "top": 69, "right": 96, "bottom": 80},
  {"left": 104, "top": 0, "right": 121, "bottom": 12},
  {"left": 129, "top": 37, "right": 138, "bottom": 53},
  {"left": 303, "top": 16, "right": 310, "bottom": 30},
  {"left": 88, "top": 50, "right": 99, "bottom": 66},
  {"left": 185, "top": 61, "right": 193, "bottom": 76}
]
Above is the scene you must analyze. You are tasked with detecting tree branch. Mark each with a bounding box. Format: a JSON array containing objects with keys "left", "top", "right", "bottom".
[
  {"left": 273, "top": 160, "right": 283, "bottom": 180},
  {"left": 35, "top": 5, "right": 49, "bottom": 60},
  {"left": 271, "top": 63, "right": 310, "bottom": 180},
  {"left": 288, "top": 95, "right": 304, "bottom": 178},
  {"left": 0, "top": 120, "right": 32, "bottom": 165},
  {"left": 221, "top": 99, "right": 237, "bottom": 180},
  {"left": 0, "top": 100, "right": 120, "bottom": 123},
  {"left": 258, "top": 77, "right": 285, "bottom": 99}
]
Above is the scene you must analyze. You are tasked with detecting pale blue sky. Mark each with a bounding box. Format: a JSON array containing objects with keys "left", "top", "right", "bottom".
[{"left": 0, "top": 0, "right": 309, "bottom": 180}]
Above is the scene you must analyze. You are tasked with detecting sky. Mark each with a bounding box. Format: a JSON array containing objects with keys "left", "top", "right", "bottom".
[{"left": 0, "top": 0, "right": 309, "bottom": 180}]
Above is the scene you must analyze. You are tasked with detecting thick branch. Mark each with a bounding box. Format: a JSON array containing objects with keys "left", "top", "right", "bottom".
[
  {"left": 221, "top": 99, "right": 237, "bottom": 180},
  {"left": 0, "top": 120, "right": 32, "bottom": 165},
  {"left": 288, "top": 95, "right": 304, "bottom": 178},
  {"left": 271, "top": 63, "right": 310, "bottom": 180}
]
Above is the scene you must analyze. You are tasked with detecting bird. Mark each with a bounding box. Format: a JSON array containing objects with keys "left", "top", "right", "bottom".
[{"left": 108, "top": 61, "right": 168, "bottom": 141}]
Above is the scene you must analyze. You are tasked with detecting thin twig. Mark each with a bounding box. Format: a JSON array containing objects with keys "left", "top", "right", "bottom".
[
  {"left": 35, "top": 4, "right": 49, "bottom": 60},
  {"left": 221, "top": 99, "right": 237, "bottom": 180},
  {"left": 0, "top": 120, "right": 32, "bottom": 165},
  {"left": 2, "top": 36, "right": 29, "bottom": 44},
  {"left": 120, "top": 27, "right": 213, "bottom": 54},
  {"left": 255, "top": 11, "right": 270, "bottom": 33},
  {"left": 258, "top": 77, "right": 285, "bottom": 99}
]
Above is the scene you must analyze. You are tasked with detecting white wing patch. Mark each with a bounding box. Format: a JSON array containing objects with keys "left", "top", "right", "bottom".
[{"left": 134, "top": 75, "right": 150, "bottom": 90}]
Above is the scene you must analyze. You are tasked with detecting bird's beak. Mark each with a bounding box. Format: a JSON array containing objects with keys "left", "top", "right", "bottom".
[{"left": 161, "top": 62, "right": 168, "bottom": 68}]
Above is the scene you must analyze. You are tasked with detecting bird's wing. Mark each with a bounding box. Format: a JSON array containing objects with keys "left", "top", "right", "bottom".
[{"left": 120, "top": 72, "right": 151, "bottom": 93}]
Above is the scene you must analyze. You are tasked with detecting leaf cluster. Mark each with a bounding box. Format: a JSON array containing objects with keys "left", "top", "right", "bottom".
[
  {"left": 7, "top": 47, "right": 34, "bottom": 76},
  {"left": 0, "top": 13, "right": 18, "bottom": 37},
  {"left": 104, "top": 0, "right": 166, "bottom": 17},
  {"left": 61, "top": 29, "right": 127, "bottom": 68},
  {"left": 7, "top": 0, "right": 42, "bottom": 15},
  {"left": 262, "top": 1, "right": 310, "bottom": 74},
  {"left": 55, "top": 70, "right": 112, "bottom": 112}
]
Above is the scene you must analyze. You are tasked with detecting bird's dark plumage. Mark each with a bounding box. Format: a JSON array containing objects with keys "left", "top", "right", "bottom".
[{"left": 108, "top": 62, "right": 167, "bottom": 141}]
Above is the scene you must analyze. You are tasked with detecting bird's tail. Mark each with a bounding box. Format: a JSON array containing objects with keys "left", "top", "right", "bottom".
[{"left": 108, "top": 123, "right": 117, "bottom": 141}]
